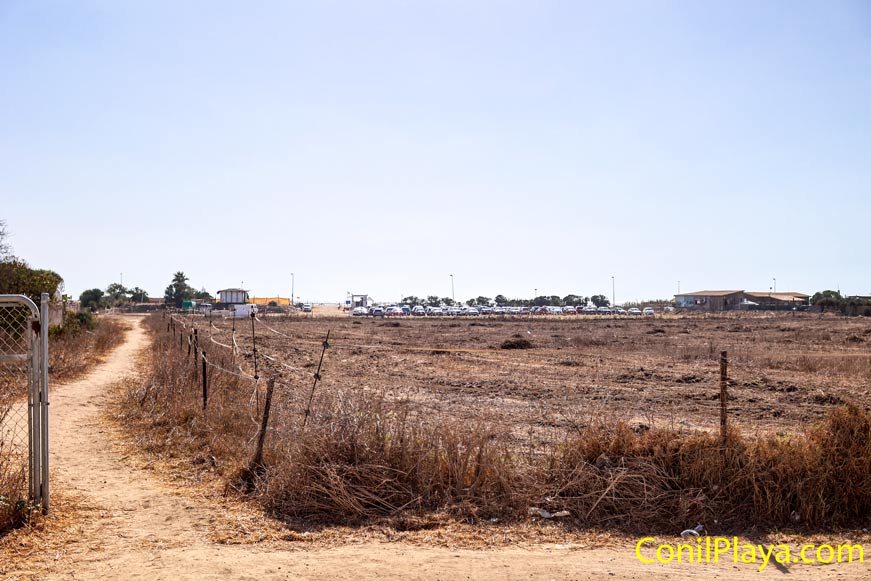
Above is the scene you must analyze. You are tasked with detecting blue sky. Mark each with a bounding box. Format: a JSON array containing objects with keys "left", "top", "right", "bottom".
[{"left": 2, "top": 1, "right": 869, "bottom": 303}]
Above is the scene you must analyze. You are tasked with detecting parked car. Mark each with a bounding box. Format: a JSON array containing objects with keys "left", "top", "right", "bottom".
[
  {"left": 386, "top": 306, "right": 403, "bottom": 316},
  {"left": 643, "top": 307, "right": 655, "bottom": 316},
  {"left": 412, "top": 306, "right": 426, "bottom": 316},
  {"left": 302, "top": 303, "right": 313, "bottom": 313},
  {"left": 663, "top": 306, "right": 675, "bottom": 313},
  {"left": 613, "top": 307, "right": 627, "bottom": 315},
  {"left": 628, "top": 307, "right": 642, "bottom": 315},
  {"left": 464, "top": 307, "right": 480, "bottom": 316},
  {"left": 429, "top": 307, "right": 443, "bottom": 316},
  {"left": 597, "top": 306, "right": 612, "bottom": 314},
  {"left": 582, "top": 306, "right": 598, "bottom": 314},
  {"left": 369, "top": 306, "right": 385, "bottom": 317},
  {"left": 351, "top": 306, "right": 368, "bottom": 316}
]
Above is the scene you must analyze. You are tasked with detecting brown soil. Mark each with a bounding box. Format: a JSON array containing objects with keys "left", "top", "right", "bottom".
[{"left": 240, "top": 313, "right": 871, "bottom": 441}]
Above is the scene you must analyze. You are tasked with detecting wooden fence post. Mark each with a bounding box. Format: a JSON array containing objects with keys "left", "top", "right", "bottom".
[
  {"left": 720, "top": 351, "right": 728, "bottom": 447},
  {"left": 244, "top": 378, "right": 275, "bottom": 490},
  {"left": 202, "top": 350, "right": 208, "bottom": 412}
]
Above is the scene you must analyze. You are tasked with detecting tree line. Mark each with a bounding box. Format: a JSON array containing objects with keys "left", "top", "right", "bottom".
[{"left": 78, "top": 271, "right": 213, "bottom": 310}]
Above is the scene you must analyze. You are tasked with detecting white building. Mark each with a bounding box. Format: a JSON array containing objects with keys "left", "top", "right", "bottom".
[{"left": 217, "top": 288, "right": 248, "bottom": 305}]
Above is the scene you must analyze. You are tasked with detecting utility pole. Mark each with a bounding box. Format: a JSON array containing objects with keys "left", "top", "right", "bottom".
[
  {"left": 450, "top": 274, "right": 454, "bottom": 304},
  {"left": 291, "top": 272, "right": 294, "bottom": 306},
  {"left": 611, "top": 276, "right": 615, "bottom": 307}
]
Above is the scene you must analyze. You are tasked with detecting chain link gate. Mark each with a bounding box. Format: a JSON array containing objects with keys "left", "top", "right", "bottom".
[{"left": 0, "top": 293, "right": 49, "bottom": 514}]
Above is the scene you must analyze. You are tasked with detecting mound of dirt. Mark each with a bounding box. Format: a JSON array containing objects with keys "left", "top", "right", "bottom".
[{"left": 501, "top": 338, "right": 533, "bottom": 350}]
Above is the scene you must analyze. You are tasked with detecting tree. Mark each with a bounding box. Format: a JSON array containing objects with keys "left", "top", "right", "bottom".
[
  {"left": 811, "top": 290, "right": 844, "bottom": 312},
  {"left": 0, "top": 258, "right": 63, "bottom": 305},
  {"left": 164, "top": 271, "right": 193, "bottom": 307},
  {"left": 811, "top": 290, "right": 843, "bottom": 306},
  {"left": 79, "top": 288, "right": 105, "bottom": 311},
  {"left": 128, "top": 287, "right": 149, "bottom": 303},
  {"left": 105, "top": 282, "right": 129, "bottom": 307},
  {"left": 0, "top": 220, "right": 64, "bottom": 305},
  {"left": 426, "top": 295, "right": 440, "bottom": 307},
  {"left": 0, "top": 219, "right": 10, "bottom": 260},
  {"left": 193, "top": 287, "right": 213, "bottom": 302},
  {"left": 402, "top": 295, "right": 422, "bottom": 306},
  {"left": 590, "top": 294, "right": 610, "bottom": 307},
  {"left": 440, "top": 297, "right": 455, "bottom": 307},
  {"left": 494, "top": 294, "right": 509, "bottom": 306},
  {"left": 563, "top": 294, "right": 588, "bottom": 306},
  {"left": 475, "top": 296, "right": 491, "bottom": 306}
]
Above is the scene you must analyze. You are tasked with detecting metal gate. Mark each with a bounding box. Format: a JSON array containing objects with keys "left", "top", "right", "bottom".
[{"left": 0, "top": 293, "right": 49, "bottom": 513}]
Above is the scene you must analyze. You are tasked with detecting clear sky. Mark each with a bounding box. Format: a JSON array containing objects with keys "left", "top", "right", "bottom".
[{"left": 2, "top": 1, "right": 869, "bottom": 304}]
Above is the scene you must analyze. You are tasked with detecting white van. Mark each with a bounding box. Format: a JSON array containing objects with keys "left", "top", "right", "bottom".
[{"left": 233, "top": 304, "right": 259, "bottom": 318}]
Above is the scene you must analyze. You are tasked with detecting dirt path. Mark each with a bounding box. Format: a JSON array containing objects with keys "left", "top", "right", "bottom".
[{"left": 7, "top": 317, "right": 868, "bottom": 579}]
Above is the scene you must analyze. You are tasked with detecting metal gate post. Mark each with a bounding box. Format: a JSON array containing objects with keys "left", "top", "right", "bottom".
[
  {"left": 26, "top": 304, "right": 37, "bottom": 502},
  {"left": 29, "top": 300, "right": 41, "bottom": 507},
  {"left": 40, "top": 292, "right": 49, "bottom": 513}
]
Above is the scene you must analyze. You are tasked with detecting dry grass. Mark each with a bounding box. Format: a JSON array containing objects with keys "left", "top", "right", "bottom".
[
  {"left": 119, "top": 313, "right": 871, "bottom": 534},
  {"left": 48, "top": 316, "right": 126, "bottom": 382}
]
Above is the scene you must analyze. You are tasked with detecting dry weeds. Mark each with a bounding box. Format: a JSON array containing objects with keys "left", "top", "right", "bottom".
[{"left": 119, "top": 312, "right": 871, "bottom": 535}]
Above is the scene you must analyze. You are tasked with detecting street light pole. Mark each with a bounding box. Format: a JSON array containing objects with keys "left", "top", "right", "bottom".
[
  {"left": 611, "top": 276, "right": 615, "bottom": 307},
  {"left": 773, "top": 278, "right": 777, "bottom": 293},
  {"left": 450, "top": 274, "right": 454, "bottom": 304},
  {"left": 291, "top": 273, "right": 294, "bottom": 306}
]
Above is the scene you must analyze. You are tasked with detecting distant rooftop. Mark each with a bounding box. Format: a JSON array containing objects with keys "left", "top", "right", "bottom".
[
  {"left": 744, "top": 291, "right": 810, "bottom": 299},
  {"left": 676, "top": 290, "right": 744, "bottom": 297}
]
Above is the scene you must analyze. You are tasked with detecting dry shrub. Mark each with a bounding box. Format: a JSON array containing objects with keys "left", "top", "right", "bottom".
[
  {"left": 501, "top": 338, "right": 532, "bottom": 350},
  {"left": 0, "top": 439, "right": 26, "bottom": 533},
  {"left": 544, "top": 406, "right": 871, "bottom": 531},
  {"left": 262, "top": 393, "right": 520, "bottom": 522}
]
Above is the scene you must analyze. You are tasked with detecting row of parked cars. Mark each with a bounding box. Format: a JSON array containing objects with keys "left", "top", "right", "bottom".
[{"left": 351, "top": 305, "right": 664, "bottom": 317}]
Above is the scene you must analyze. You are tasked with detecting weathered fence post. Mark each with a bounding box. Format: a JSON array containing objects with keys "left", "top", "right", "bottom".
[
  {"left": 244, "top": 377, "right": 275, "bottom": 490},
  {"left": 202, "top": 350, "right": 208, "bottom": 412},
  {"left": 250, "top": 311, "right": 259, "bottom": 380},
  {"left": 720, "top": 350, "right": 728, "bottom": 447}
]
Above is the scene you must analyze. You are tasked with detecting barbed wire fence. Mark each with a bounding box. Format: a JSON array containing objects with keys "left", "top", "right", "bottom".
[{"left": 154, "top": 309, "right": 871, "bottom": 490}]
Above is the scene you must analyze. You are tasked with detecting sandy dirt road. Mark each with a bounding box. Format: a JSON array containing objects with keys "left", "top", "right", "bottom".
[{"left": 4, "top": 317, "right": 867, "bottom": 580}]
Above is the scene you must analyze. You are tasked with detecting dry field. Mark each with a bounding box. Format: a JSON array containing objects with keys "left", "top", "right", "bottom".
[
  {"left": 116, "top": 311, "right": 871, "bottom": 534},
  {"left": 236, "top": 312, "right": 871, "bottom": 438}
]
